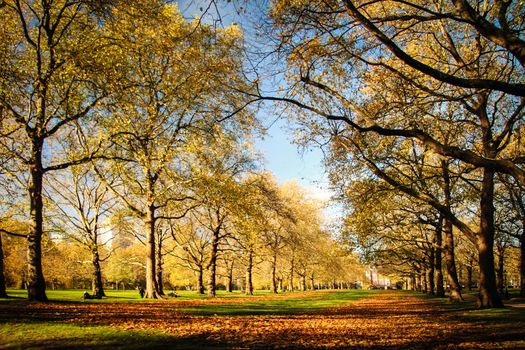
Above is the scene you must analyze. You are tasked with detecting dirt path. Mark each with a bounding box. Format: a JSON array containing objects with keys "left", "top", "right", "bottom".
[{"left": 1, "top": 291, "right": 524, "bottom": 349}]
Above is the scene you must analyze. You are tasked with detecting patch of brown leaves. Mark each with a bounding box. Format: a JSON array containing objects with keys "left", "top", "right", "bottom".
[{"left": 1, "top": 291, "right": 524, "bottom": 349}]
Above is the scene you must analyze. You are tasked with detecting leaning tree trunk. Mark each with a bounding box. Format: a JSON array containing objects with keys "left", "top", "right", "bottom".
[
  {"left": 91, "top": 248, "right": 105, "bottom": 298},
  {"left": 207, "top": 226, "right": 220, "bottom": 297},
  {"left": 477, "top": 169, "right": 503, "bottom": 308},
  {"left": 245, "top": 250, "right": 254, "bottom": 295},
  {"left": 435, "top": 215, "right": 445, "bottom": 297},
  {"left": 27, "top": 138, "right": 48, "bottom": 301},
  {"left": 0, "top": 233, "right": 7, "bottom": 298}
]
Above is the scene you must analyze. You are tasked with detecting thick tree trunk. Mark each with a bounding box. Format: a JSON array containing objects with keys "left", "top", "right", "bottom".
[
  {"left": 245, "top": 250, "right": 253, "bottom": 295},
  {"left": 270, "top": 252, "right": 278, "bottom": 293},
  {"left": 27, "top": 139, "right": 47, "bottom": 302},
  {"left": 435, "top": 215, "right": 445, "bottom": 297},
  {"left": 443, "top": 218, "right": 463, "bottom": 302},
  {"left": 91, "top": 248, "right": 105, "bottom": 298},
  {"left": 197, "top": 266, "right": 204, "bottom": 294},
  {"left": 477, "top": 169, "right": 503, "bottom": 308},
  {"left": 0, "top": 233, "right": 7, "bottom": 298},
  {"left": 299, "top": 274, "right": 306, "bottom": 291},
  {"left": 144, "top": 204, "right": 160, "bottom": 299},
  {"left": 207, "top": 227, "right": 220, "bottom": 297}
]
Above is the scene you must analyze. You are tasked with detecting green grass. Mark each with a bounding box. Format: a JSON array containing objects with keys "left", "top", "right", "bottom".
[
  {"left": 0, "top": 323, "right": 183, "bottom": 350},
  {"left": 177, "top": 289, "right": 377, "bottom": 316}
]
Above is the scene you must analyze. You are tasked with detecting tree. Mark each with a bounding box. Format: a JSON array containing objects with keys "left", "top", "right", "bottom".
[
  {"left": 46, "top": 165, "right": 116, "bottom": 298},
  {"left": 0, "top": 0, "right": 123, "bottom": 301},
  {"left": 264, "top": 0, "right": 525, "bottom": 308}
]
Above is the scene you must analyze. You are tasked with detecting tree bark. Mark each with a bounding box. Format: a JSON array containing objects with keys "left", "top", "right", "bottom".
[
  {"left": 427, "top": 247, "right": 435, "bottom": 295},
  {"left": 207, "top": 226, "right": 220, "bottom": 297},
  {"left": 310, "top": 273, "right": 315, "bottom": 290},
  {"left": 245, "top": 250, "right": 253, "bottom": 295},
  {"left": 270, "top": 251, "right": 278, "bottom": 293},
  {"left": 225, "top": 260, "right": 234, "bottom": 293},
  {"left": 144, "top": 204, "right": 160, "bottom": 299},
  {"left": 0, "top": 233, "right": 7, "bottom": 298},
  {"left": 521, "top": 232, "right": 525, "bottom": 297},
  {"left": 466, "top": 255, "right": 474, "bottom": 291},
  {"left": 435, "top": 215, "right": 445, "bottom": 297},
  {"left": 197, "top": 266, "right": 204, "bottom": 294},
  {"left": 156, "top": 234, "right": 164, "bottom": 296},
  {"left": 288, "top": 257, "right": 294, "bottom": 292},
  {"left": 496, "top": 243, "right": 505, "bottom": 295},
  {"left": 477, "top": 169, "right": 503, "bottom": 308},
  {"left": 27, "top": 138, "right": 48, "bottom": 302},
  {"left": 91, "top": 248, "right": 105, "bottom": 298},
  {"left": 299, "top": 274, "right": 306, "bottom": 291},
  {"left": 443, "top": 218, "right": 463, "bottom": 302}
]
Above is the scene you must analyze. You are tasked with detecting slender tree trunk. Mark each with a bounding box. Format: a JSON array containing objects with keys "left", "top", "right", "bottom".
[
  {"left": 441, "top": 160, "right": 462, "bottom": 302},
  {"left": 288, "top": 257, "right": 294, "bottom": 292},
  {"left": 225, "top": 260, "right": 234, "bottom": 293},
  {"left": 477, "top": 169, "right": 503, "bottom": 308},
  {"left": 27, "top": 138, "right": 47, "bottom": 301},
  {"left": 0, "top": 233, "right": 7, "bottom": 298},
  {"left": 270, "top": 251, "right": 278, "bottom": 293},
  {"left": 144, "top": 204, "right": 160, "bottom": 299},
  {"left": 428, "top": 242, "right": 435, "bottom": 295},
  {"left": 496, "top": 243, "right": 505, "bottom": 295},
  {"left": 443, "top": 218, "right": 463, "bottom": 302},
  {"left": 207, "top": 227, "right": 220, "bottom": 297},
  {"left": 156, "top": 235, "right": 164, "bottom": 296},
  {"left": 91, "top": 248, "right": 105, "bottom": 298},
  {"left": 435, "top": 215, "right": 445, "bottom": 297},
  {"left": 466, "top": 256, "right": 474, "bottom": 291},
  {"left": 197, "top": 266, "right": 204, "bottom": 294},
  {"left": 310, "top": 273, "right": 315, "bottom": 290},
  {"left": 422, "top": 270, "right": 428, "bottom": 293},
  {"left": 245, "top": 250, "right": 253, "bottom": 295},
  {"left": 520, "top": 232, "right": 525, "bottom": 298}
]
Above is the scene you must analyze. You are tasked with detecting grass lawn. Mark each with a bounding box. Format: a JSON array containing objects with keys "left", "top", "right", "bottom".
[{"left": 1, "top": 289, "right": 524, "bottom": 349}]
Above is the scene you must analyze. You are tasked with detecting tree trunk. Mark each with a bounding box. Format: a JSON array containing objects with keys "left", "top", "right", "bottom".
[
  {"left": 466, "top": 255, "right": 474, "bottom": 291},
  {"left": 270, "top": 252, "right": 278, "bottom": 293},
  {"left": 144, "top": 204, "right": 160, "bottom": 299},
  {"left": 422, "top": 270, "right": 428, "bottom": 293},
  {"left": 443, "top": 218, "right": 463, "bottom": 302},
  {"left": 245, "top": 250, "right": 253, "bottom": 295},
  {"left": 0, "top": 233, "right": 7, "bottom": 298},
  {"left": 428, "top": 242, "right": 435, "bottom": 295},
  {"left": 156, "top": 235, "right": 164, "bottom": 296},
  {"left": 197, "top": 266, "right": 204, "bottom": 294},
  {"left": 288, "top": 257, "right": 294, "bottom": 292},
  {"left": 441, "top": 160, "right": 462, "bottom": 302},
  {"left": 27, "top": 139, "right": 48, "bottom": 302},
  {"left": 91, "top": 248, "right": 105, "bottom": 298},
  {"left": 477, "top": 169, "right": 503, "bottom": 308},
  {"left": 520, "top": 231, "right": 525, "bottom": 298},
  {"left": 207, "top": 227, "right": 220, "bottom": 297},
  {"left": 496, "top": 243, "right": 505, "bottom": 295},
  {"left": 225, "top": 260, "right": 234, "bottom": 293},
  {"left": 310, "top": 273, "right": 315, "bottom": 290},
  {"left": 435, "top": 215, "right": 445, "bottom": 297},
  {"left": 299, "top": 274, "right": 306, "bottom": 291}
]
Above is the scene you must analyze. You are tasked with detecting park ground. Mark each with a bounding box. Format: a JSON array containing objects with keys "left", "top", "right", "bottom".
[{"left": 0, "top": 289, "right": 524, "bottom": 349}]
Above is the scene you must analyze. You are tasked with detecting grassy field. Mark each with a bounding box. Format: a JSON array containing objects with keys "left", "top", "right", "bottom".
[{"left": 1, "top": 289, "right": 524, "bottom": 349}]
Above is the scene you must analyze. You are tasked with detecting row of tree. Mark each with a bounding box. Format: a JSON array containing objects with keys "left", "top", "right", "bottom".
[
  {"left": 261, "top": 0, "right": 525, "bottom": 309},
  {"left": 0, "top": 0, "right": 365, "bottom": 301}
]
